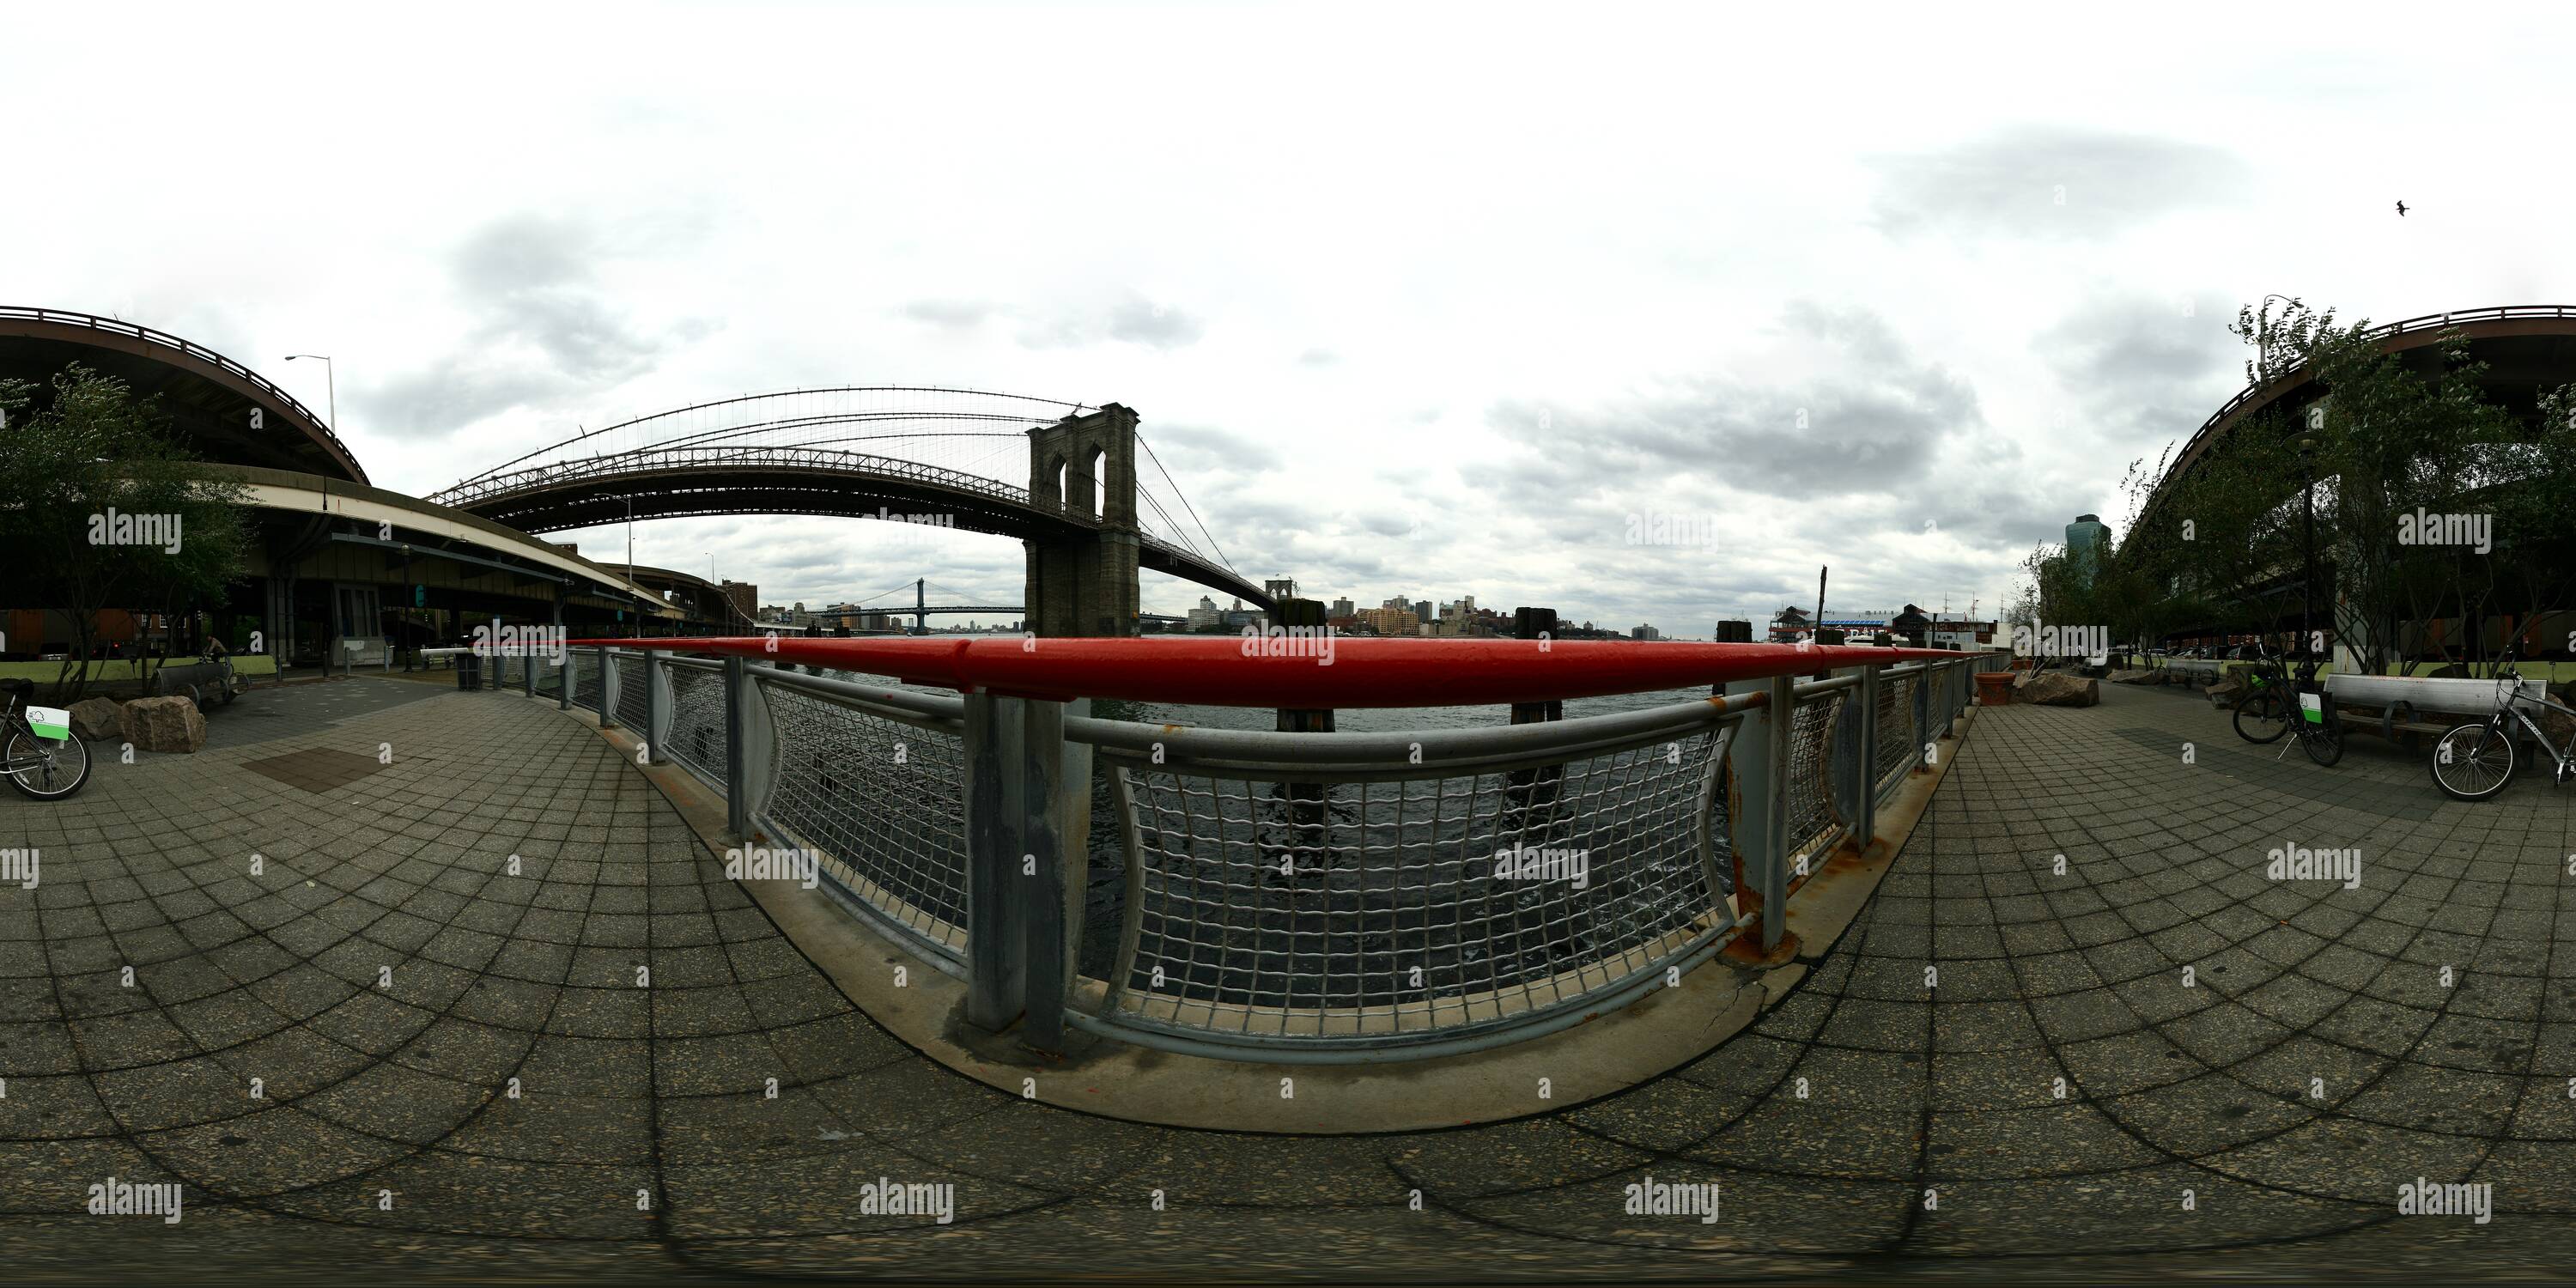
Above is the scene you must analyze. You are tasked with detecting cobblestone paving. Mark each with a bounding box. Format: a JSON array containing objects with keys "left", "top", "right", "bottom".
[{"left": 1, "top": 677, "right": 2570, "bottom": 1282}]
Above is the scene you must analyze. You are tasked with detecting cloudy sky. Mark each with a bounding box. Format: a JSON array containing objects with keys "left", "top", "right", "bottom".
[{"left": 7, "top": 4, "right": 2563, "bottom": 631}]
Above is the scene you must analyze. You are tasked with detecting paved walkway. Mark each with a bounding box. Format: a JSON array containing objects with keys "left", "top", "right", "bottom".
[{"left": 1, "top": 677, "right": 2571, "bottom": 1280}]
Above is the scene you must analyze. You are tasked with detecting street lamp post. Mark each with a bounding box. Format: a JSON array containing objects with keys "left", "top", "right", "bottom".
[
  {"left": 283, "top": 354, "right": 336, "bottom": 430},
  {"left": 2298, "top": 434, "right": 2318, "bottom": 665}
]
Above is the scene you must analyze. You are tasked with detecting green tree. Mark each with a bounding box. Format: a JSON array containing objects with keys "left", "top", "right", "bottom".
[
  {"left": 2290, "top": 317, "right": 2516, "bottom": 674},
  {"left": 2467, "top": 382, "right": 2576, "bottom": 671},
  {"left": 2129, "top": 299, "right": 2536, "bottom": 674},
  {"left": 0, "top": 365, "right": 252, "bottom": 701}
]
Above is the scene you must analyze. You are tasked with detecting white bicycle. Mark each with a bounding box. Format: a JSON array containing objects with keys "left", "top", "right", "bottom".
[{"left": 2427, "top": 643, "right": 2576, "bottom": 802}]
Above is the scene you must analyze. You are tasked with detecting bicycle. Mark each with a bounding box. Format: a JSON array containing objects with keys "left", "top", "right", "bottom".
[
  {"left": 1, "top": 678, "right": 93, "bottom": 800},
  {"left": 2427, "top": 641, "right": 2576, "bottom": 801},
  {"left": 2229, "top": 637, "right": 2343, "bottom": 766}
]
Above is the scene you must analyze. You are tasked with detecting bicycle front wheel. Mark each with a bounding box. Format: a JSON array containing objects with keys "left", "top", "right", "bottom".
[
  {"left": 2233, "top": 688, "right": 2289, "bottom": 744},
  {"left": 2429, "top": 722, "right": 2514, "bottom": 800},
  {"left": 2301, "top": 712, "right": 2344, "bottom": 767},
  {"left": 2, "top": 726, "right": 92, "bottom": 800}
]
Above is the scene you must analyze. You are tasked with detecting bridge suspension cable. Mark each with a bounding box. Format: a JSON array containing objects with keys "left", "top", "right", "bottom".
[
  {"left": 445, "top": 387, "right": 1096, "bottom": 492},
  {"left": 1136, "top": 433, "right": 1237, "bottom": 578}
]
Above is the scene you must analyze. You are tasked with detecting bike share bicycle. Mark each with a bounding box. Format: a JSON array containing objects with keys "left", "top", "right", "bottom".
[
  {"left": 2228, "top": 636, "right": 2344, "bottom": 767},
  {"left": 2427, "top": 637, "right": 2576, "bottom": 801},
  {"left": 0, "top": 677, "right": 90, "bottom": 800}
]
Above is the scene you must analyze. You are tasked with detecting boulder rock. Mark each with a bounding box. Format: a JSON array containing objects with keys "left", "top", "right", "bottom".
[
  {"left": 2108, "top": 669, "right": 2158, "bottom": 685},
  {"left": 118, "top": 696, "right": 206, "bottom": 754},
  {"left": 2018, "top": 671, "right": 2099, "bottom": 707},
  {"left": 2206, "top": 677, "right": 2245, "bottom": 707},
  {"left": 68, "top": 696, "right": 125, "bottom": 740}
]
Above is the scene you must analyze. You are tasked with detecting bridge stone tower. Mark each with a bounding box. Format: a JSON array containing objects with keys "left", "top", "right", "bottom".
[{"left": 1025, "top": 404, "right": 1141, "bottom": 637}]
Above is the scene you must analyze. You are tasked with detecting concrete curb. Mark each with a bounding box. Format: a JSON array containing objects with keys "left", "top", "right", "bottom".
[{"left": 545, "top": 690, "right": 1982, "bottom": 1134}]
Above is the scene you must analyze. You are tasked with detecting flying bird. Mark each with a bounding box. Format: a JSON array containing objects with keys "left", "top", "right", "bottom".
[{"left": 2396, "top": 201, "right": 2409, "bottom": 216}]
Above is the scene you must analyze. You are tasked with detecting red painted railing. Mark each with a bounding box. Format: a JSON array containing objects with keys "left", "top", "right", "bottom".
[{"left": 564, "top": 635, "right": 1966, "bottom": 707}]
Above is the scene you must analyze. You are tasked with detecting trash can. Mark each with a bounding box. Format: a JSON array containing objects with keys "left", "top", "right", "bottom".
[{"left": 457, "top": 652, "right": 483, "bottom": 690}]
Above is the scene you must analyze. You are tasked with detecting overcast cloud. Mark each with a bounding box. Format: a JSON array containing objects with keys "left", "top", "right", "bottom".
[{"left": 3, "top": 3, "right": 2557, "bottom": 631}]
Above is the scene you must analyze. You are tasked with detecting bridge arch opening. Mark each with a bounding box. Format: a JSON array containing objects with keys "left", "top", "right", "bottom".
[{"left": 1089, "top": 446, "right": 1107, "bottom": 519}]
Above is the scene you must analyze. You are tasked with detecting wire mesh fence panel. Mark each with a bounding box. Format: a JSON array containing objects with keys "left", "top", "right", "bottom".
[
  {"left": 756, "top": 682, "right": 970, "bottom": 963},
  {"left": 616, "top": 658, "right": 652, "bottom": 732},
  {"left": 1874, "top": 673, "right": 1919, "bottom": 798},
  {"left": 1104, "top": 726, "right": 1731, "bottom": 1046},
  {"left": 534, "top": 656, "right": 562, "bottom": 696},
  {"left": 663, "top": 664, "right": 729, "bottom": 787},
  {"left": 1784, "top": 690, "right": 1847, "bottom": 867},
  {"left": 572, "top": 653, "right": 601, "bottom": 709}
]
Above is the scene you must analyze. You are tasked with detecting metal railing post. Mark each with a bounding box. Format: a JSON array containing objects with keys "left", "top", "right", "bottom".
[
  {"left": 1912, "top": 665, "right": 1931, "bottom": 772},
  {"left": 597, "top": 647, "right": 617, "bottom": 728},
  {"left": 1761, "top": 673, "right": 1794, "bottom": 952},
  {"left": 739, "top": 667, "right": 777, "bottom": 825},
  {"left": 643, "top": 649, "right": 665, "bottom": 764},
  {"left": 963, "top": 692, "right": 1030, "bottom": 1032},
  {"left": 1506, "top": 607, "right": 1562, "bottom": 833},
  {"left": 1019, "top": 696, "right": 1091, "bottom": 1054},
  {"left": 723, "top": 656, "right": 750, "bottom": 837},
  {"left": 1854, "top": 664, "right": 1880, "bottom": 850},
  {"left": 523, "top": 647, "right": 536, "bottom": 699},
  {"left": 556, "top": 648, "right": 572, "bottom": 710}
]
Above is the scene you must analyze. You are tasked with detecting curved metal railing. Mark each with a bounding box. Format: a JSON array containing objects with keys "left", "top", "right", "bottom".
[
  {"left": 2184, "top": 306, "right": 2576, "bottom": 457},
  {"left": 515, "top": 638, "right": 2002, "bottom": 1061},
  {"left": 2147, "top": 304, "right": 2576, "bottom": 520},
  {"left": 1082, "top": 700, "right": 1747, "bottom": 1051},
  {"left": 661, "top": 658, "right": 729, "bottom": 786},
  {"left": 0, "top": 305, "right": 365, "bottom": 482},
  {"left": 752, "top": 671, "right": 972, "bottom": 964}
]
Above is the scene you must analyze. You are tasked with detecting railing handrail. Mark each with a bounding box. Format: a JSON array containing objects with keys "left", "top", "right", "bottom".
[
  {"left": 1067, "top": 689, "right": 1760, "bottom": 777},
  {"left": 0, "top": 305, "right": 363, "bottom": 481},
  {"left": 566, "top": 636, "right": 1969, "bottom": 708}
]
